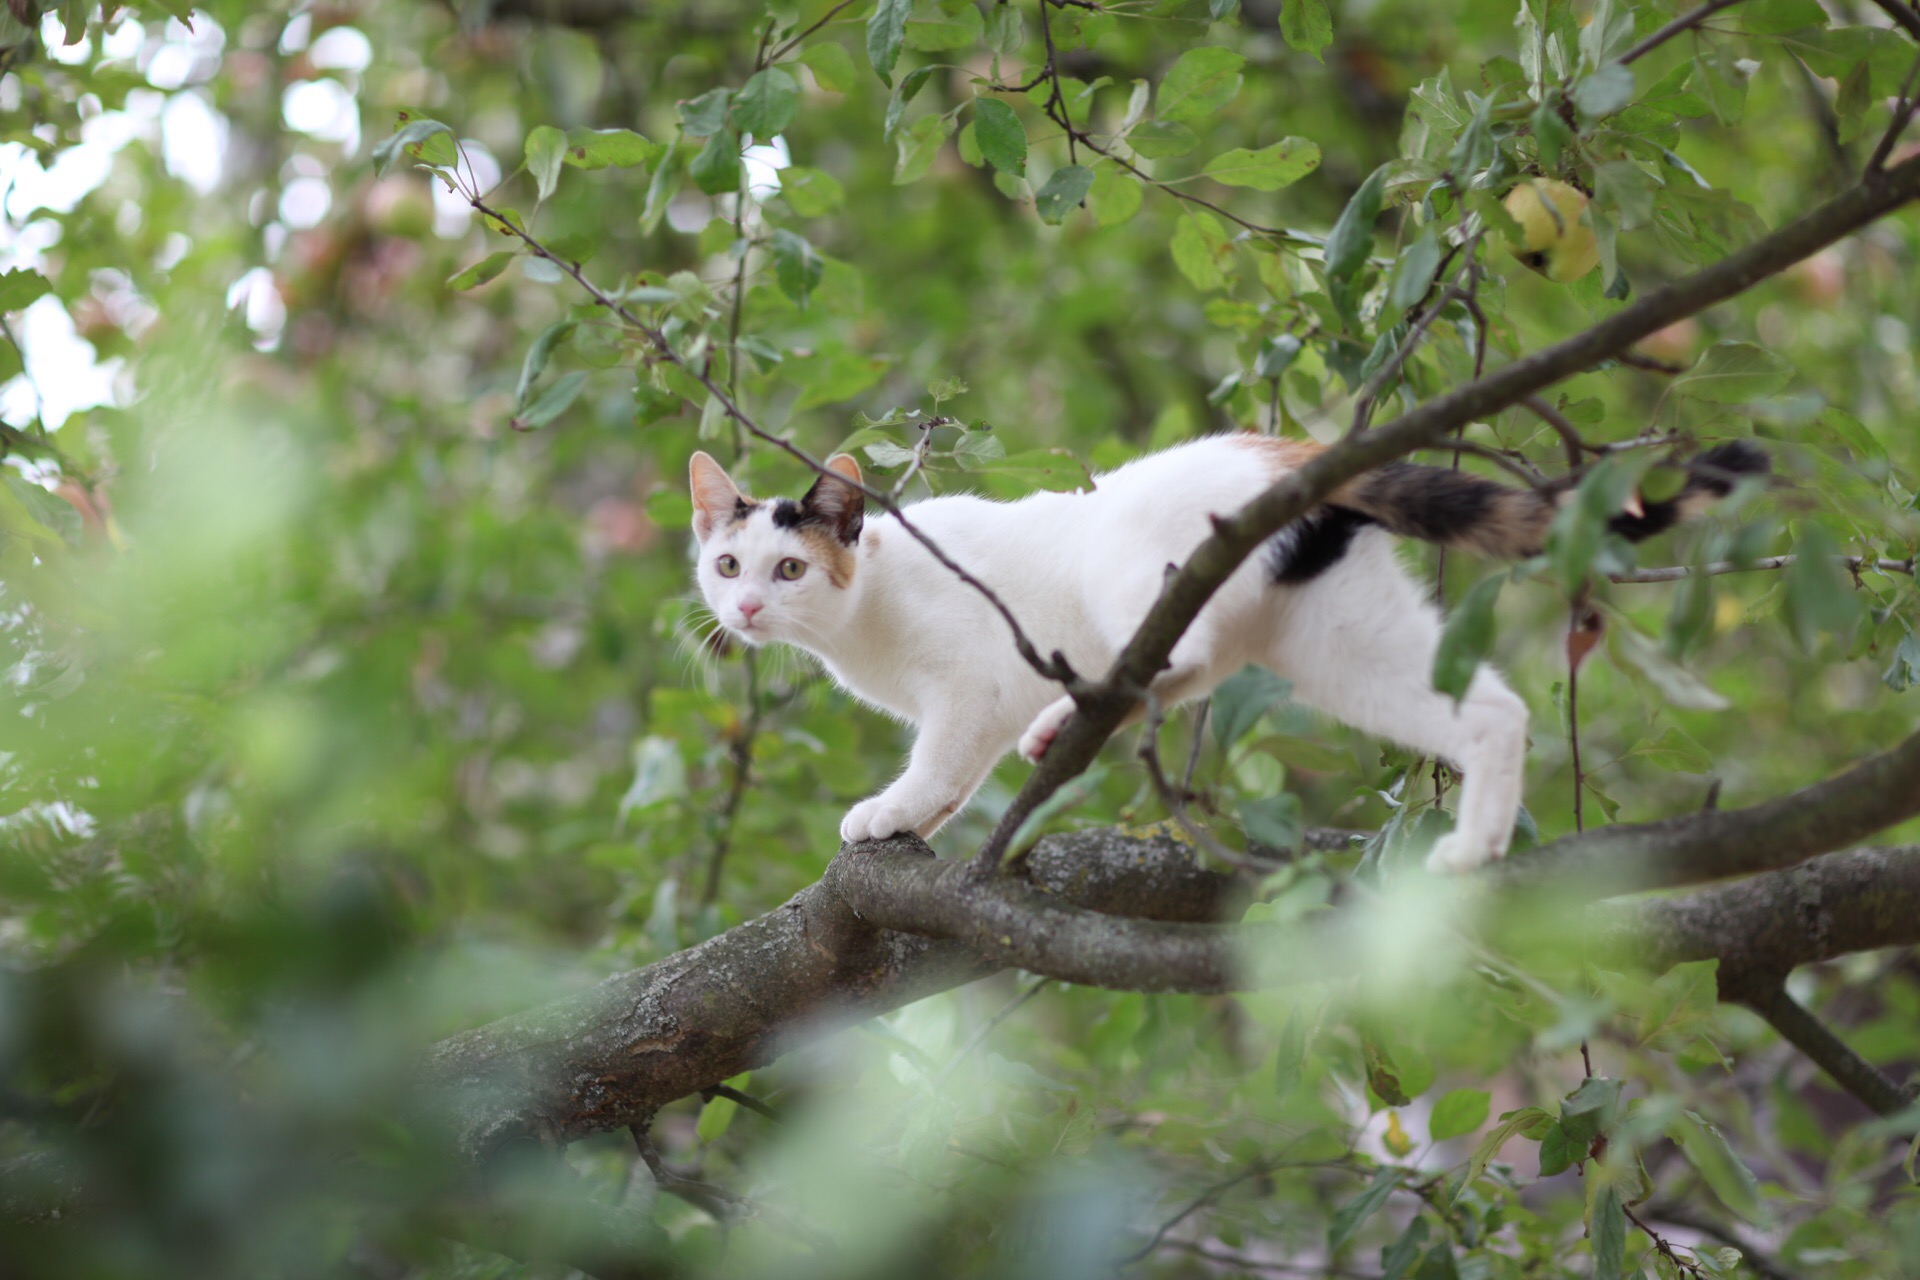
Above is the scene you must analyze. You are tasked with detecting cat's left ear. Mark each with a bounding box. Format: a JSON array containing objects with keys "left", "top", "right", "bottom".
[
  {"left": 690, "top": 451, "right": 749, "bottom": 541},
  {"left": 802, "top": 454, "right": 865, "bottom": 545}
]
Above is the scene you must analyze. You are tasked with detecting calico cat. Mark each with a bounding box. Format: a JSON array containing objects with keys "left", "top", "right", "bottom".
[{"left": 689, "top": 434, "right": 1766, "bottom": 872}]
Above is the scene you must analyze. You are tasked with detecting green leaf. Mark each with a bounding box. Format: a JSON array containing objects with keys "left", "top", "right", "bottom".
[
  {"left": 867, "top": 0, "right": 912, "bottom": 84},
  {"left": 1532, "top": 97, "right": 1572, "bottom": 169},
  {"left": 973, "top": 98, "right": 1027, "bottom": 176},
  {"left": 1255, "top": 333, "right": 1302, "bottom": 378},
  {"left": 1202, "top": 137, "right": 1321, "bottom": 189},
  {"left": 1456, "top": 1107, "right": 1552, "bottom": 1203},
  {"left": 799, "top": 42, "right": 857, "bottom": 93},
  {"left": 1380, "top": 1217, "right": 1430, "bottom": 1280},
  {"left": 1432, "top": 574, "right": 1503, "bottom": 704},
  {"left": 1171, "top": 210, "right": 1233, "bottom": 291},
  {"left": 1090, "top": 165, "right": 1144, "bottom": 226},
  {"left": 525, "top": 125, "right": 565, "bottom": 201},
  {"left": 1741, "top": 0, "right": 1829, "bottom": 33},
  {"left": 1272, "top": 1004, "right": 1311, "bottom": 1097},
  {"left": 1590, "top": 1185, "right": 1626, "bottom": 1280},
  {"left": 905, "top": 2, "right": 982, "bottom": 51},
  {"left": 1670, "top": 1110, "right": 1768, "bottom": 1225},
  {"left": 689, "top": 129, "right": 742, "bottom": 194},
  {"left": 0, "top": 478, "right": 63, "bottom": 549},
  {"left": 0, "top": 268, "right": 52, "bottom": 312},
  {"left": 1883, "top": 629, "right": 1920, "bottom": 693},
  {"left": 1429, "top": 1089, "right": 1492, "bottom": 1142},
  {"left": 1279, "top": 0, "right": 1333, "bottom": 60},
  {"left": 678, "top": 87, "right": 733, "bottom": 136},
  {"left": 779, "top": 165, "right": 847, "bottom": 217},
  {"left": 1610, "top": 620, "right": 1731, "bottom": 711},
  {"left": 446, "top": 251, "right": 515, "bottom": 291},
  {"left": 1678, "top": 341, "right": 1793, "bottom": 404},
  {"left": 1212, "top": 664, "right": 1293, "bottom": 749},
  {"left": 1558, "top": 1077, "right": 1622, "bottom": 1146},
  {"left": 1835, "top": 60, "right": 1872, "bottom": 145},
  {"left": 770, "top": 229, "right": 824, "bottom": 308},
  {"left": 885, "top": 66, "right": 935, "bottom": 138},
  {"left": 1158, "top": 47, "right": 1246, "bottom": 123},
  {"left": 514, "top": 370, "right": 589, "bottom": 430},
  {"left": 1572, "top": 62, "right": 1634, "bottom": 120},
  {"left": 517, "top": 320, "right": 578, "bottom": 407},
  {"left": 1325, "top": 163, "right": 1388, "bottom": 285},
  {"left": 561, "top": 127, "right": 660, "bottom": 170},
  {"left": 1784, "top": 524, "right": 1863, "bottom": 649},
  {"left": 894, "top": 112, "right": 956, "bottom": 185},
  {"left": 1537, "top": 1121, "right": 1578, "bottom": 1176},
  {"left": 1329, "top": 1168, "right": 1403, "bottom": 1254},
  {"left": 1127, "top": 120, "right": 1200, "bottom": 159},
  {"left": 1034, "top": 164, "right": 1094, "bottom": 223},
  {"left": 1631, "top": 725, "right": 1713, "bottom": 773},
  {"left": 1240, "top": 794, "right": 1303, "bottom": 851},
  {"left": 732, "top": 67, "right": 800, "bottom": 138},
  {"left": 372, "top": 117, "right": 454, "bottom": 177},
  {"left": 1386, "top": 228, "right": 1442, "bottom": 314}
]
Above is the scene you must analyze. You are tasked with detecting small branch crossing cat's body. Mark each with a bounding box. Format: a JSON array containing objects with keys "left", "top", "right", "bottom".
[{"left": 690, "top": 434, "right": 1765, "bottom": 873}]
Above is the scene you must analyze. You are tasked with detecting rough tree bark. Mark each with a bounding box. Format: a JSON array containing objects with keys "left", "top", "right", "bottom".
[{"left": 422, "top": 722, "right": 1920, "bottom": 1160}]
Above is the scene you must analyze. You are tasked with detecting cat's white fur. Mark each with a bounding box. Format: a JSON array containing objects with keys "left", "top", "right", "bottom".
[{"left": 690, "top": 434, "right": 1528, "bottom": 873}]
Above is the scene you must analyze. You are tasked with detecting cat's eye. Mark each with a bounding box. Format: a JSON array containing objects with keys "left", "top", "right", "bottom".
[
  {"left": 716, "top": 554, "right": 740, "bottom": 578},
  {"left": 776, "top": 558, "right": 807, "bottom": 581}
]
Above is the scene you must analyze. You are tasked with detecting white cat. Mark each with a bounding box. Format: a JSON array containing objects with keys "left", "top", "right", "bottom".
[{"left": 689, "top": 434, "right": 1764, "bottom": 873}]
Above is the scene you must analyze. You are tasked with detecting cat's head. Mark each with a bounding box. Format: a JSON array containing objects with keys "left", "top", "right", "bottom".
[{"left": 689, "top": 451, "right": 866, "bottom": 647}]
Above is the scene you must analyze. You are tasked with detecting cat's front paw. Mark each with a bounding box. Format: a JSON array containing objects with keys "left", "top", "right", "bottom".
[
  {"left": 1018, "top": 698, "right": 1076, "bottom": 763},
  {"left": 840, "top": 797, "right": 918, "bottom": 845},
  {"left": 1425, "top": 832, "right": 1501, "bottom": 875}
]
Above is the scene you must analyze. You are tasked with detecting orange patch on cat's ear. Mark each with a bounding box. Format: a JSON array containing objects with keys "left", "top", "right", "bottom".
[
  {"left": 690, "top": 451, "right": 752, "bottom": 540},
  {"left": 1228, "top": 432, "right": 1326, "bottom": 474}
]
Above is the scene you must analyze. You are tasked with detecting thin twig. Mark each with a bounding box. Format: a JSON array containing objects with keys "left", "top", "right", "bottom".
[
  {"left": 1610, "top": 554, "right": 1914, "bottom": 583},
  {"left": 629, "top": 1126, "right": 746, "bottom": 1221},
  {"left": 1519, "top": 393, "right": 1588, "bottom": 468},
  {"left": 1350, "top": 283, "right": 1468, "bottom": 435},
  {"left": 1867, "top": 48, "right": 1920, "bottom": 173},
  {"left": 1414, "top": 438, "right": 1549, "bottom": 486},
  {"left": 1619, "top": 0, "right": 1747, "bottom": 65},
  {"left": 1035, "top": 0, "right": 1075, "bottom": 164},
  {"left": 766, "top": 0, "right": 859, "bottom": 63},
  {"left": 1643, "top": 1204, "right": 1799, "bottom": 1280},
  {"left": 1154, "top": 1240, "right": 1379, "bottom": 1278},
  {"left": 702, "top": 1083, "right": 784, "bottom": 1124},
  {"left": 931, "top": 977, "right": 1049, "bottom": 1088},
  {"left": 701, "top": 651, "right": 762, "bottom": 907},
  {"left": 1139, "top": 697, "right": 1259, "bottom": 872},
  {"left": 1180, "top": 699, "right": 1210, "bottom": 792},
  {"left": 463, "top": 189, "right": 1075, "bottom": 688},
  {"left": 1117, "top": 1156, "right": 1315, "bottom": 1265},
  {"left": 1623, "top": 1203, "right": 1710, "bottom": 1277},
  {"left": 1869, "top": 0, "right": 1920, "bottom": 46},
  {"left": 1741, "top": 982, "right": 1918, "bottom": 1116}
]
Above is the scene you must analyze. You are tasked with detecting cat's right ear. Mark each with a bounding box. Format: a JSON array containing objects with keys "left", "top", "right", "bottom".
[{"left": 690, "top": 452, "right": 749, "bottom": 541}]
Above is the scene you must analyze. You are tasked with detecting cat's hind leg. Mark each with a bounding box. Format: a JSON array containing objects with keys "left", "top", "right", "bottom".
[{"left": 1269, "top": 537, "right": 1528, "bottom": 873}]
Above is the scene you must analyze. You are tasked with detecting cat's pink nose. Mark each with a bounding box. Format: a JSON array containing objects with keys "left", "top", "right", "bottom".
[{"left": 738, "top": 599, "right": 763, "bottom": 622}]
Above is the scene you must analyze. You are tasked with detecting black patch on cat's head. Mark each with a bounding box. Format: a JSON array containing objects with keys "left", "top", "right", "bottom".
[
  {"left": 1267, "top": 507, "right": 1376, "bottom": 585},
  {"left": 769, "top": 498, "right": 806, "bottom": 529},
  {"left": 797, "top": 464, "right": 865, "bottom": 545}
]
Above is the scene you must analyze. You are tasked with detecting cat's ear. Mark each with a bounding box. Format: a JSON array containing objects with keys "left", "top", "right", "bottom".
[
  {"left": 801, "top": 454, "right": 865, "bottom": 545},
  {"left": 690, "top": 451, "right": 750, "bottom": 541}
]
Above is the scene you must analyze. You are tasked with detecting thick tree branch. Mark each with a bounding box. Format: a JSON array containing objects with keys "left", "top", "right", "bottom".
[
  {"left": 1491, "top": 723, "right": 1920, "bottom": 897},
  {"left": 972, "top": 153, "right": 1920, "bottom": 873},
  {"left": 421, "top": 823, "right": 1920, "bottom": 1161}
]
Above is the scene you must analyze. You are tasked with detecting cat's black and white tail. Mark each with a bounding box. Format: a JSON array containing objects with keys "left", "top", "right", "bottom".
[{"left": 1327, "top": 440, "right": 1770, "bottom": 560}]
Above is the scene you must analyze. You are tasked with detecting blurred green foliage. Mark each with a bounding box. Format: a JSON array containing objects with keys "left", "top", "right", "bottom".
[{"left": 2, "top": 0, "right": 1919, "bottom": 1276}]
